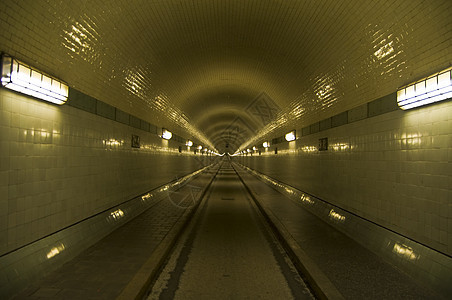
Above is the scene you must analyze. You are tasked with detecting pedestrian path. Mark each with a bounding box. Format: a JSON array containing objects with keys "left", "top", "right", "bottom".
[{"left": 147, "top": 163, "right": 313, "bottom": 299}]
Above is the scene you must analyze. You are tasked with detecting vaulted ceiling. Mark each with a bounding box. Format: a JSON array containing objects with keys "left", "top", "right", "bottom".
[{"left": 1, "top": 0, "right": 451, "bottom": 153}]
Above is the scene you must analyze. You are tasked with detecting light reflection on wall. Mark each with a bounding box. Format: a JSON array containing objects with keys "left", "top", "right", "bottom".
[
  {"left": 331, "top": 143, "right": 350, "bottom": 151},
  {"left": 22, "top": 128, "right": 54, "bottom": 144},
  {"left": 374, "top": 40, "right": 394, "bottom": 60},
  {"left": 46, "top": 243, "right": 66, "bottom": 259},
  {"left": 393, "top": 243, "right": 419, "bottom": 261},
  {"left": 110, "top": 209, "right": 125, "bottom": 220},
  {"left": 301, "top": 146, "right": 318, "bottom": 153},
  {"left": 370, "top": 26, "right": 404, "bottom": 77},
  {"left": 141, "top": 193, "right": 152, "bottom": 202},
  {"left": 62, "top": 18, "right": 100, "bottom": 64},
  {"left": 401, "top": 133, "right": 421, "bottom": 148},
  {"left": 289, "top": 104, "right": 305, "bottom": 120},
  {"left": 300, "top": 194, "right": 314, "bottom": 205},
  {"left": 153, "top": 94, "right": 169, "bottom": 112},
  {"left": 123, "top": 67, "right": 150, "bottom": 100},
  {"left": 124, "top": 65, "right": 215, "bottom": 151},
  {"left": 238, "top": 66, "right": 345, "bottom": 152},
  {"left": 277, "top": 148, "right": 297, "bottom": 155},
  {"left": 328, "top": 209, "right": 346, "bottom": 222},
  {"left": 103, "top": 138, "right": 124, "bottom": 148},
  {"left": 284, "top": 187, "right": 294, "bottom": 195}
]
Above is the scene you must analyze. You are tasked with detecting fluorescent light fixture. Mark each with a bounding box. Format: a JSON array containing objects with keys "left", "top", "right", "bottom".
[
  {"left": 263, "top": 141, "right": 270, "bottom": 148},
  {"left": 285, "top": 130, "right": 296, "bottom": 142},
  {"left": 1, "top": 54, "right": 68, "bottom": 105},
  {"left": 162, "top": 128, "right": 172, "bottom": 140},
  {"left": 186, "top": 140, "right": 193, "bottom": 147},
  {"left": 397, "top": 67, "right": 452, "bottom": 110}
]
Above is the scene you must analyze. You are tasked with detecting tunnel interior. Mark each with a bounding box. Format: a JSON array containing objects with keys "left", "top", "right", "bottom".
[{"left": 0, "top": 1, "right": 451, "bottom": 298}]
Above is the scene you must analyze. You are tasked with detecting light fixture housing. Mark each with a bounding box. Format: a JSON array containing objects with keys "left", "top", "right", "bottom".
[
  {"left": 162, "top": 128, "right": 172, "bottom": 140},
  {"left": 186, "top": 140, "right": 193, "bottom": 147},
  {"left": 285, "top": 130, "right": 296, "bottom": 142},
  {"left": 1, "top": 54, "right": 68, "bottom": 105},
  {"left": 397, "top": 67, "right": 452, "bottom": 110},
  {"left": 262, "top": 141, "right": 270, "bottom": 148}
]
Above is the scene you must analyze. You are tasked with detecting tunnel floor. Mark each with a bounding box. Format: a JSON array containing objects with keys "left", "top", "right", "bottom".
[{"left": 147, "top": 163, "right": 313, "bottom": 299}]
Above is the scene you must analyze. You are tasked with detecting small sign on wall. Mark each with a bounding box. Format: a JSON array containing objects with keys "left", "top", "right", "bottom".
[
  {"left": 131, "top": 135, "right": 140, "bottom": 148},
  {"left": 319, "top": 137, "right": 328, "bottom": 151}
]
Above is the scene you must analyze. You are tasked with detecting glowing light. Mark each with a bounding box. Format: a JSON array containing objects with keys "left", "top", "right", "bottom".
[
  {"left": 252, "top": 146, "right": 258, "bottom": 151},
  {"left": 1, "top": 54, "right": 68, "bottom": 105},
  {"left": 46, "top": 243, "right": 66, "bottom": 259},
  {"left": 186, "top": 140, "right": 193, "bottom": 147},
  {"left": 397, "top": 68, "right": 452, "bottom": 110},
  {"left": 162, "top": 129, "right": 172, "bottom": 140},
  {"left": 328, "top": 209, "right": 346, "bottom": 222},
  {"left": 285, "top": 130, "right": 296, "bottom": 142},
  {"left": 197, "top": 145, "right": 203, "bottom": 150},
  {"left": 393, "top": 243, "right": 419, "bottom": 261},
  {"left": 263, "top": 141, "right": 270, "bottom": 148}
]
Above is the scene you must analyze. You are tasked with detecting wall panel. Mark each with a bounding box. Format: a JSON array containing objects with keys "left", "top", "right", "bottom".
[
  {"left": 0, "top": 89, "right": 213, "bottom": 256},
  {"left": 236, "top": 100, "right": 452, "bottom": 256}
]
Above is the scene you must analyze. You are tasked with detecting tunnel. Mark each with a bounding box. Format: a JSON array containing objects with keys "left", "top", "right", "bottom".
[{"left": 0, "top": 1, "right": 451, "bottom": 299}]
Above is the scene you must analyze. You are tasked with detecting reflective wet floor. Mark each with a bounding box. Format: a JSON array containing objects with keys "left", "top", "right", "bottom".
[{"left": 147, "top": 163, "right": 314, "bottom": 300}]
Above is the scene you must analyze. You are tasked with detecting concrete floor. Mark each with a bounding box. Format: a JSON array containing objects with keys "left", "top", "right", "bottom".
[{"left": 147, "top": 164, "right": 313, "bottom": 300}]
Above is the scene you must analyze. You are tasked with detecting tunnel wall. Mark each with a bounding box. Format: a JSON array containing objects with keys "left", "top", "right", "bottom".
[
  {"left": 0, "top": 88, "right": 214, "bottom": 257},
  {"left": 236, "top": 100, "right": 451, "bottom": 256}
]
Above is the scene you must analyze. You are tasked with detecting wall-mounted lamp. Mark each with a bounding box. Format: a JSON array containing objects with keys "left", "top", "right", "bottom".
[
  {"left": 1, "top": 54, "right": 68, "bottom": 105},
  {"left": 285, "top": 130, "right": 296, "bottom": 142},
  {"left": 262, "top": 141, "right": 270, "bottom": 148},
  {"left": 397, "top": 67, "right": 452, "bottom": 110},
  {"left": 186, "top": 140, "right": 193, "bottom": 147},
  {"left": 162, "top": 128, "right": 172, "bottom": 140}
]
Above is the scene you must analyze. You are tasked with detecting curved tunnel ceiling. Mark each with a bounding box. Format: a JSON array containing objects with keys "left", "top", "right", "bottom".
[{"left": 1, "top": 0, "right": 451, "bottom": 154}]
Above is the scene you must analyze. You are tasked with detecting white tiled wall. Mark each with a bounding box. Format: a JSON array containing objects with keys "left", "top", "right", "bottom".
[
  {"left": 238, "top": 100, "right": 452, "bottom": 255},
  {"left": 0, "top": 88, "right": 212, "bottom": 256}
]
